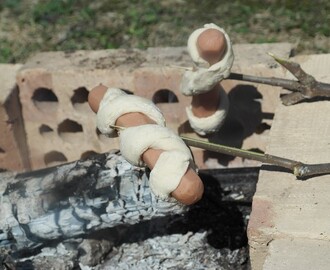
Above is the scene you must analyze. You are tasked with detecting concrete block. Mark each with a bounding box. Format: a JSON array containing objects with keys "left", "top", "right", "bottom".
[
  {"left": 133, "top": 66, "right": 191, "bottom": 132},
  {"left": 17, "top": 50, "right": 140, "bottom": 170},
  {"left": 0, "top": 64, "right": 30, "bottom": 172},
  {"left": 248, "top": 54, "right": 330, "bottom": 269},
  {"left": 17, "top": 44, "right": 292, "bottom": 170},
  {"left": 263, "top": 238, "right": 330, "bottom": 270}
]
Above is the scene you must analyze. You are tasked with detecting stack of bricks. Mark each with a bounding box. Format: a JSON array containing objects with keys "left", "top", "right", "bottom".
[
  {"left": 0, "top": 64, "right": 30, "bottom": 172},
  {"left": 15, "top": 43, "right": 292, "bottom": 171}
]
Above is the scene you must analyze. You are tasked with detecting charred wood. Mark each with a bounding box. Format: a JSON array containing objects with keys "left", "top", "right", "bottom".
[{"left": 0, "top": 151, "right": 186, "bottom": 255}]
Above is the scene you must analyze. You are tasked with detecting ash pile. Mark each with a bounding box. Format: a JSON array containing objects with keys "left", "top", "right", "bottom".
[{"left": 96, "top": 168, "right": 257, "bottom": 270}]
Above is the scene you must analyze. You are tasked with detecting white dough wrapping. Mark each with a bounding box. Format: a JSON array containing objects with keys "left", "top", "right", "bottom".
[
  {"left": 119, "top": 125, "right": 194, "bottom": 199},
  {"left": 150, "top": 150, "right": 190, "bottom": 200},
  {"left": 97, "top": 88, "right": 165, "bottom": 136},
  {"left": 186, "top": 87, "right": 229, "bottom": 136},
  {"left": 180, "top": 23, "right": 234, "bottom": 96}
]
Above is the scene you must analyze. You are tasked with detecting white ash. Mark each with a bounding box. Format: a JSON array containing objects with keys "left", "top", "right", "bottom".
[
  {"left": 97, "top": 231, "right": 247, "bottom": 270},
  {"left": 15, "top": 242, "right": 78, "bottom": 270}
]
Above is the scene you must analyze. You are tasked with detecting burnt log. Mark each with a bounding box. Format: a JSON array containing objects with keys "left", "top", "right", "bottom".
[{"left": 0, "top": 150, "right": 186, "bottom": 255}]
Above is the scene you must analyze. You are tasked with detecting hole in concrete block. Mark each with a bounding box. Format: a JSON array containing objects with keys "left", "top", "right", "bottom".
[
  {"left": 152, "top": 89, "right": 179, "bottom": 104},
  {"left": 58, "top": 119, "right": 83, "bottom": 134},
  {"left": 58, "top": 119, "right": 83, "bottom": 142},
  {"left": 44, "top": 151, "right": 68, "bottom": 167},
  {"left": 71, "top": 87, "right": 90, "bottom": 112},
  {"left": 81, "top": 150, "right": 98, "bottom": 160},
  {"left": 39, "top": 124, "right": 54, "bottom": 135},
  {"left": 0, "top": 147, "right": 5, "bottom": 154},
  {"left": 32, "top": 88, "right": 58, "bottom": 112},
  {"left": 71, "top": 87, "right": 89, "bottom": 104}
]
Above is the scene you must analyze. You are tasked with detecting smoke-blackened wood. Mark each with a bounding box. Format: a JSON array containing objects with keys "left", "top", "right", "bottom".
[{"left": 0, "top": 151, "right": 186, "bottom": 254}]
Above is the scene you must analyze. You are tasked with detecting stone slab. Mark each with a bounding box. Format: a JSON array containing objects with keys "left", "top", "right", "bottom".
[
  {"left": 263, "top": 238, "right": 330, "bottom": 270},
  {"left": 248, "top": 54, "right": 330, "bottom": 270}
]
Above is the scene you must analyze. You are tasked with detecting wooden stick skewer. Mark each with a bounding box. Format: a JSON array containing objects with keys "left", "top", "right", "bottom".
[
  {"left": 110, "top": 125, "right": 330, "bottom": 178},
  {"left": 181, "top": 136, "right": 330, "bottom": 178}
]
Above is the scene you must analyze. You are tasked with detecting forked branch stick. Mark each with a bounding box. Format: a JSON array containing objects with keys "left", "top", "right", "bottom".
[{"left": 228, "top": 53, "right": 330, "bottom": 105}]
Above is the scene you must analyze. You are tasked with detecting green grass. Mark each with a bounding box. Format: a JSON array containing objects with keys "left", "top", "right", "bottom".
[{"left": 0, "top": 0, "right": 329, "bottom": 63}]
